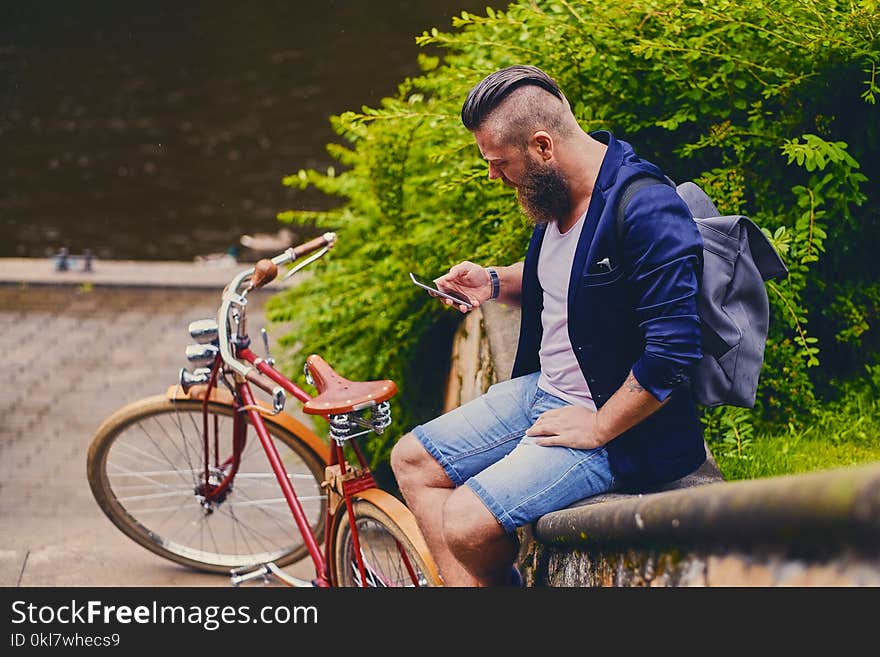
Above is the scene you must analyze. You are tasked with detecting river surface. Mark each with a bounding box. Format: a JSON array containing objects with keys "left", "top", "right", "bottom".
[{"left": 1, "top": 1, "right": 495, "bottom": 261}]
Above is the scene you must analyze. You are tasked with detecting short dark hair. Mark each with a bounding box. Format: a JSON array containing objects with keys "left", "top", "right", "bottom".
[{"left": 461, "top": 65, "right": 563, "bottom": 131}]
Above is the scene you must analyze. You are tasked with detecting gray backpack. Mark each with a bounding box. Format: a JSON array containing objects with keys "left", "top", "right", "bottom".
[{"left": 617, "top": 176, "right": 789, "bottom": 408}]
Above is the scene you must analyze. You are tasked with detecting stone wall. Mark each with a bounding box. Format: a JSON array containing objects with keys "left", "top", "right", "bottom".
[{"left": 443, "top": 303, "right": 880, "bottom": 586}]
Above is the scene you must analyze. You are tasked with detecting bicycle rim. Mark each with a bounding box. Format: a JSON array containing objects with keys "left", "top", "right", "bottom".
[
  {"left": 87, "top": 395, "right": 327, "bottom": 573},
  {"left": 331, "top": 493, "right": 442, "bottom": 587}
]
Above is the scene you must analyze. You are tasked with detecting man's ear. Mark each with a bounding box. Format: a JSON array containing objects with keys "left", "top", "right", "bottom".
[{"left": 532, "top": 131, "right": 553, "bottom": 161}]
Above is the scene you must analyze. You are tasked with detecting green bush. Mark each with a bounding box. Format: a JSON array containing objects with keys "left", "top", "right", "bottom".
[
  {"left": 267, "top": 0, "right": 879, "bottom": 470},
  {"left": 712, "top": 377, "right": 880, "bottom": 480}
]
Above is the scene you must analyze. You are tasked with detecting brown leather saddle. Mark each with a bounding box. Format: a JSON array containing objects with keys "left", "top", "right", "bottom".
[{"left": 301, "top": 354, "right": 397, "bottom": 415}]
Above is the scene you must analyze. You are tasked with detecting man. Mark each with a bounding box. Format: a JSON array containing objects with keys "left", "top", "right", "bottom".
[{"left": 390, "top": 65, "right": 706, "bottom": 587}]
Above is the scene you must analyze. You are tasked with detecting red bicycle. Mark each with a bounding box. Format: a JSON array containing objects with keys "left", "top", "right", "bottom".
[{"left": 87, "top": 233, "right": 442, "bottom": 587}]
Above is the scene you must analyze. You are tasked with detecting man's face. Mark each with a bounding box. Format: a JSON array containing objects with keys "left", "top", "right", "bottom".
[
  {"left": 473, "top": 127, "right": 571, "bottom": 225},
  {"left": 474, "top": 127, "right": 526, "bottom": 188}
]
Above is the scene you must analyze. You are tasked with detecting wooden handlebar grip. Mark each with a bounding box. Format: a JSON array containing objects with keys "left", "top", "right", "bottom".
[
  {"left": 245, "top": 369, "right": 278, "bottom": 395},
  {"left": 292, "top": 233, "right": 334, "bottom": 259},
  {"left": 248, "top": 259, "right": 278, "bottom": 291}
]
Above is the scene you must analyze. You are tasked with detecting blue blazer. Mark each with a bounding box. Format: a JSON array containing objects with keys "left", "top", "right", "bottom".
[{"left": 511, "top": 131, "right": 706, "bottom": 486}]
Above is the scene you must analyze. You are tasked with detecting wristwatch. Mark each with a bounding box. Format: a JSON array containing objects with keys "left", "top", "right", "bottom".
[{"left": 486, "top": 267, "right": 500, "bottom": 300}]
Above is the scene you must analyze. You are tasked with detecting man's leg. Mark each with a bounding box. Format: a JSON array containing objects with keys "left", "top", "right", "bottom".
[
  {"left": 392, "top": 435, "right": 517, "bottom": 586},
  {"left": 390, "top": 374, "right": 618, "bottom": 587},
  {"left": 442, "top": 485, "right": 518, "bottom": 586},
  {"left": 390, "top": 374, "right": 542, "bottom": 586},
  {"left": 455, "top": 388, "right": 616, "bottom": 583},
  {"left": 391, "top": 434, "right": 481, "bottom": 586}
]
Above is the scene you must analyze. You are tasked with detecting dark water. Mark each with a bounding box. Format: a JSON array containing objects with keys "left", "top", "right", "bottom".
[{"left": 1, "top": 1, "right": 492, "bottom": 261}]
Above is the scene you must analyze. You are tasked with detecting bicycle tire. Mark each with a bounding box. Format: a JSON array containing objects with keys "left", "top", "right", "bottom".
[
  {"left": 87, "top": 394, "right": 327, "bottom": 573},
  {"left": 331, "top": 489, "right": 443, "bottom": 587}
]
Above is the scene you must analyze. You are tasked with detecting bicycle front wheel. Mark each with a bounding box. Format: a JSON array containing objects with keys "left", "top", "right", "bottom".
[
  {"left": 331, "top": 490, "right": 443, "bottom": 587},
  {"left": 87, "top": 395, "right": 327, "bottom": 573}
]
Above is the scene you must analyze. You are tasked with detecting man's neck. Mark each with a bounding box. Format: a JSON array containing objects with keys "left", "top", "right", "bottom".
[{"left": 556, "top": 133, "right": 608, "bottom": 233}]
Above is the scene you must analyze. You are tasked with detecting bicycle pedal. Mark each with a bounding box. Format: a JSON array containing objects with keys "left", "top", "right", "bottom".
[{"left": 229, "top": 564, "right": 271, "bottom": 587}]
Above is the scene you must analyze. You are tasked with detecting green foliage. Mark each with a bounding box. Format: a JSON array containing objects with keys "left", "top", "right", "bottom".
[
  {"left": 270, "top": 0, "right": 879, "bottom": 469},
  {"left": 712, "top": 376, "right": 880, "bottom": 480},
  {"left": 701, "top": 406, "right": 755, "bottom": 461}
]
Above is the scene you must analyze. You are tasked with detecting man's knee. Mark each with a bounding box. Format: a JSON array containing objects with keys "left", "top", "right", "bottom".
[
  {"left": 390, "top": 433, "right": 448, "bottom": 490},
  {"left": 390, "top": 433, "right": 426, "bottom": 478}
]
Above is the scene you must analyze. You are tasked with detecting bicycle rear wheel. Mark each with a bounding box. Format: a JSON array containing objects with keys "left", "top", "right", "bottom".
[
  {"left": 331, "top": 490, "right": 442, "bottom": 587},
  {"left": 87, "top": 395, "right": 327, "bottom": 573}
]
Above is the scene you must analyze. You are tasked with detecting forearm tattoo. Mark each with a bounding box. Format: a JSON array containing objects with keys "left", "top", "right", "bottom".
[{"left": 626, "top": 373, "right": 645, "bottom": 394}]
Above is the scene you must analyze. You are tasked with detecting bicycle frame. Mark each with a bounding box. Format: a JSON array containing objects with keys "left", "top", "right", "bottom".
[{"left": 233, "top": 349, "right": 379, "bottom": 588}]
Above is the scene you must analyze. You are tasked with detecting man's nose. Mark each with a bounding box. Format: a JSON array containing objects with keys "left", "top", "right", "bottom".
[{"left": 487, "top": 162, "right": 501, "bottom": 180}]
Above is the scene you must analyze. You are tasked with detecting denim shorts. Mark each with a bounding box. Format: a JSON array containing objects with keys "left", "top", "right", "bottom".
[{"left": 410, "top": 372, "right": 616, "bottom": 534}]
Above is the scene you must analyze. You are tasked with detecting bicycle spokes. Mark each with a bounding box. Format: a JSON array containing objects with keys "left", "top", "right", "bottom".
[
  {"left": 350, "top": 542, "right": 425, "bottom": 588},
  {"left": 351, "top": 557, "right": 388, "bottom": 588},
  {"left": 346, "top": 517, "right": 428, "bottom": 587}
]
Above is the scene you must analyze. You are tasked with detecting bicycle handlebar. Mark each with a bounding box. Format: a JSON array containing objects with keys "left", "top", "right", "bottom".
[
  {"left": 217, "top": 232, "right": 337, "bottom": 378},
  {"left": 246, "top": 232, "right": 338, "bottom": 292}
]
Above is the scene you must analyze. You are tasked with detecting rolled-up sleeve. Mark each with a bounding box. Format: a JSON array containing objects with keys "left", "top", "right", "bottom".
[{"left": 622, "top": 185, "right": 702, "bottom": 402}]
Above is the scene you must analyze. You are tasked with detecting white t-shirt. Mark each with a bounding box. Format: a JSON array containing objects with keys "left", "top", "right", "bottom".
[{"left": 536, "top": 212, "right": 596, "bottom": 410}]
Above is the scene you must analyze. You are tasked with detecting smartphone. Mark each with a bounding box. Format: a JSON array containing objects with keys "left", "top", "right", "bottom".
[{"left": 409, "top": 272, "right": 473, "bottom": 309}]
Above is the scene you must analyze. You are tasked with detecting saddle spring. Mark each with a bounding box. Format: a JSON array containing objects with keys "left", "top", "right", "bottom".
[{"left": 328, "top": 401, "right": 393, "bottom": 444}]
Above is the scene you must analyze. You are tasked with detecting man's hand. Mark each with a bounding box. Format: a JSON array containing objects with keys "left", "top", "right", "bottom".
[
  {"left": 433, "top": 261, "right": 493, "bottom": 313},
  {"left": 525, "top": 405, "right": 610, "bottom": 449}
]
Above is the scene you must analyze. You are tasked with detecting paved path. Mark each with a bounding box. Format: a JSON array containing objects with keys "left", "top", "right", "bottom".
[{"left": 0, "top": 258, "right": 316, "bottom": 587}]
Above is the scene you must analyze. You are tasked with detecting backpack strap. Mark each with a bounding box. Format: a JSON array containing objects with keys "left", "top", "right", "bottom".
[
  {"left": 615, "top": 174, "right": 672, "bottom": 240},
  {"left": 614, "top": 174, "right": 724, "bottom": 360}
]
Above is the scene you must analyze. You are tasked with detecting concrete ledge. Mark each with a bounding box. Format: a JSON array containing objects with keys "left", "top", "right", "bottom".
[
  {"left": 536, "top": 461, "right": 880, "bottom": 550},
  {"left": 0, "top": 257, "right": 297, "bottom": 290}
]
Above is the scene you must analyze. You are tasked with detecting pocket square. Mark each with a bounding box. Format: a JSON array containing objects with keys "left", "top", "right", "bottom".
[{"left": 591, "top": 256, "right": 613, "bottom": 273}]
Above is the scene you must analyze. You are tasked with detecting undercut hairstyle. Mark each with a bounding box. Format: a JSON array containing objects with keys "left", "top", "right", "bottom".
[{"left": 461, "top": 65, "right": 571, "bottom": 149}]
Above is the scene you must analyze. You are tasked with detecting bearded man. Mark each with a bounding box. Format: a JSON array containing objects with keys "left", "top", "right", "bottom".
[{"left": 390, "top": 65, "right": 706, "bottom": 587}]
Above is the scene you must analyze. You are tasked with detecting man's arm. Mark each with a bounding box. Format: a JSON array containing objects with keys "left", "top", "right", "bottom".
[
  {"left": 525, "top": 370, "right": 666, "bottom": 449},
  {"left": 434, "top": 261, "right": 523, "bottom": 312}
]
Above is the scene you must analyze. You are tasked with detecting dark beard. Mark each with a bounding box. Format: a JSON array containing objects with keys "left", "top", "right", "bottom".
[{"left": 516, "top": 158, "right": 571, "bottom": 225}]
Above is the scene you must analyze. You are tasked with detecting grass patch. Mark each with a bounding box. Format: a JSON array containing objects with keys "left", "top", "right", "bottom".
[{"left": 710, "top": 382, "right": 880, "bottom": 481}]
